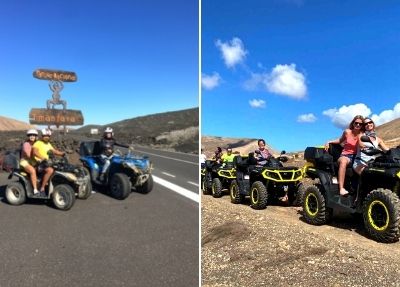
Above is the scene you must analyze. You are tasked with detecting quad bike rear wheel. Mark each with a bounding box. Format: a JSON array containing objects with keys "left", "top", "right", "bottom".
[
  {"left": 109, "top": 173, "right": 131, "bottom": 200},
  {"left": 362, "top": 188, "right": 400, "bottom": 243},
  {"left": 212, "top": 178, "right": 223, "bottom": 198},
  {"left": 5, "top": 182, "right": 26, "bottom": 206},
  {"left": 250, "top": 181, "right": 268, "bottom": 210},
  {"left": 290, "top": 182, "right": 306, "bottom": 207},
  {"left": 230, "top": 180, "right": 244, "bottom": 204},
  {"left": 52, "top": 184, "right": 75, "bottom": 211},
  {"left": 303, "top": 184, "right": 332, "bottom": 225}
]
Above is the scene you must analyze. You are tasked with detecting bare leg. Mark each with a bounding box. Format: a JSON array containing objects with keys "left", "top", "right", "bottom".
[
  {"left": 338, "top": 156, "right": 350, "bottom": 196},
  {"left": 354, "top": 165, "right": 366, "bottom": 175},
  {"left": 40, "top": 167, "right": 54, "bottom": 192},
  {"left": 24, "top": 165, "right": 38, "bottom": 191}
]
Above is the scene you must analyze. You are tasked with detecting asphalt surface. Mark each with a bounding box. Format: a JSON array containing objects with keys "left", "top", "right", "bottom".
[{"left": 0, "top": 147, "right": 199, "bottom": 287}]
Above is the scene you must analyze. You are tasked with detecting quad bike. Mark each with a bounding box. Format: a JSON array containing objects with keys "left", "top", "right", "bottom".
[
  {"left": 201, "top": 159, "right": 236, "bottom": 198},
  {"left": 231, "top": 151, "right": 304, "bottom": 209},
  {"left": 5, "top": 151, "right": 91, "bottom": 211},
  {"left": 302, "top": 138, "right": 400, "bottom": 243},
  {"left": 79, "top": 141, "right": 153, "bottom": 200}
]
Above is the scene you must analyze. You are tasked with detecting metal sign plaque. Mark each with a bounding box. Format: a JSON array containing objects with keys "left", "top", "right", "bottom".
[
  {"left": 33, "top": 69, "right": 77, "bottom": 82},
  {"left": 29, "top": 109, "right": 84, "bottom": 126}
]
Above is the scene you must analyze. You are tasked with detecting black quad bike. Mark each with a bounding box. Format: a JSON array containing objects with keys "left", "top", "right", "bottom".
[
  {"left": 231, "top": 151, "right": 304, "bottom": 209},
  {"left": 302, "top": 139, "right": 400, "bottom": 243},
  {"left": 201, "top": 159, "right": 236, "bottom": 198},
  {"left": 5, "top": 152, "right": 91, "bottom": 211}
]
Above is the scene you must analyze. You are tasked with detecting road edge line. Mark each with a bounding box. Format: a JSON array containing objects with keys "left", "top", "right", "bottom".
[{"left": 153, "top": 175, "right": 199, "bottom": 203}]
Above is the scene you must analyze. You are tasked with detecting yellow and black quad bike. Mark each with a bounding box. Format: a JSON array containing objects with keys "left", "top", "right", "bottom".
[
  {"left": 302, "top": 140, "right": 400, "bottom": 243},
  {"left": 201, "top": 159, "right": 236, "bottom": 198},
  {"left": 231, "top": 152, "right": 304, "bottom": 210},
  {"left": 5, "top": 151, "right": 91, "bottom": 211}
]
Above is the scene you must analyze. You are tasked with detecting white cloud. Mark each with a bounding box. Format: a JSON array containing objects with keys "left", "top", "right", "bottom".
[
  {"left": 243, "top": 64, "right": 308, "bottom": 99},
  {"left": 215, "top": 37, "right": 247, "bottom": 68},
  {"left": 323, "top": 102, "right": 400, "bottom": 129},
  {"left": 265, "top": 64, "right": 307, "bottom": 99},
  {"left": 297, "top": 113, "right": 317, "bottom": 123},
  {"left": 322, "top": 103, "right": 371, "bottom": 129},
  {"left": 249, "top": 99, "right": 266, "bottom": 108},
  {"left": 243, "top": 73, "right": 264, "bottom": 91},
  {"left": 201, "top": 72, "right": 221, "bottom": 90},
  {"left": 371, "top": 103, "right": 400, "bottom": 126}
]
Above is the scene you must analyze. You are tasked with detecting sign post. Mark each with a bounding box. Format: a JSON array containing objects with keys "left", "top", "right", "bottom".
[{"left": 30, "top": 68, "right": 84, "bottom": 133}]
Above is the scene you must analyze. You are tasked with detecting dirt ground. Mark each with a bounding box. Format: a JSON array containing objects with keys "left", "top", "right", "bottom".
[{"left": 201, "top": 193, "right": 400, "bottom": 287}]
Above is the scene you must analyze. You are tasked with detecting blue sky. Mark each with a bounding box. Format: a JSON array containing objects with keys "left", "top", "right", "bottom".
[
  {"left": 201, "top": 0, "right": 400, "bottom": 152},
  {"left": 0, "top": 0, "right": 198, "bottom": 126}
]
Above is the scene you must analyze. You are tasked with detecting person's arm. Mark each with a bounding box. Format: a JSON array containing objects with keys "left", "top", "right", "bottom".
[
  {"left": 378, "top": 137, "right": 389, "bottom": 151},
  {"left": 325, "top": 130, "right": 346, "bottom": 150},
  {"left": 114, "top": 140, "right": 129, "bottom": 148},
  {"left": 52, "top": 148, "right": 65, "bottom": 156},
  {"left": 21, "top": 143, "right": 31, "bottom": 159}
]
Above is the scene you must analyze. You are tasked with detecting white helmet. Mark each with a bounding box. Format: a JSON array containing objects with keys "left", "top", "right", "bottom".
[
  {"left": 41, "top": 128, "right": 52, "bottom": 136},
  {"left": 26, "top": 129, "right": 38, "bottom": 136},
  {"left": 104, "top": 127, "right": 114, "bottom": 136}
]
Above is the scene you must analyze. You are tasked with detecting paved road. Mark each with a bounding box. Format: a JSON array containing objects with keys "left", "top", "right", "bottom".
[{"left": 0, "top": 146, "right": 199, "bottom": 287}]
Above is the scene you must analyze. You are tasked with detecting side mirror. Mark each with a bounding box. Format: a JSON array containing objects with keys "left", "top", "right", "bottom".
[
  {"left": 254, "top": 150, "right": 261, "bottom": 155},
  {"left": 280, "top": 150, "right": 286, "bottom": 155}
]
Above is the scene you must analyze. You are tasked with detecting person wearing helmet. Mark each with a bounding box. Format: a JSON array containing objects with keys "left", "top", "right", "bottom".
[
  {"left": 98, "top": 127, "right": 130, "bottom": 181},
  {"left": 32, "top": 128, "right": 65, "bottom": 195},
  {"left": 20, "top": 129, "right": 40, "bottom": 195}
]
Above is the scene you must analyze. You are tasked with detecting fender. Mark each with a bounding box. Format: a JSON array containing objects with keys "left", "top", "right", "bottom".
[{"left": 306, "top": 169, "right": 332, "bottom": 194}]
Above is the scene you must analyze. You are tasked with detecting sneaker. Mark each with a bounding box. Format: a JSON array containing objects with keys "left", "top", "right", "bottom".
[
  {"left": 99, "top": 173, "right": 105, "bottom": 182},
  {"left": 33, "top": 189, "right": 40, "bottom": 195}
]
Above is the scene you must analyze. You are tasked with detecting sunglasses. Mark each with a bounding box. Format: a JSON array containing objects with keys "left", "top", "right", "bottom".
[
  {"left": 364, "top": 121, "right": 374, "bottom": 125},
  {"left": 27, "top": 134, "right": 37, "bottom": 137},
  {"left": 354, "top": 121, "right": 363, "bottom": 126}
]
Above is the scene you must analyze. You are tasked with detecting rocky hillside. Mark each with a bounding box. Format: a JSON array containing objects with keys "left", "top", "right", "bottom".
[
  {"left": 74, "top": 108, "right": 199, "bottom": 153},
  {"left": 376, "top": 117, "right": 400, "bottom": 148},
  {"left": 201, "top": 136, "right": 277, "bottom": 158},
  {"left": 0, "top": 116, "right": 35, "bottom": 131}
]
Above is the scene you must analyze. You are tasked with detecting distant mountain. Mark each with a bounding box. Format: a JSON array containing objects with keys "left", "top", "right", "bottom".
[
  {"left": 376, "top": 117, "right": 400, "bottom": 148},
  {"left": 74, "top": 107, "right": 199, "bottom": 153},
  {"left": 202, "top": 136, "right": 277, "bottom": 158},
  {"left": 0, "top": 116, "right": 35, "bottom": 131}
]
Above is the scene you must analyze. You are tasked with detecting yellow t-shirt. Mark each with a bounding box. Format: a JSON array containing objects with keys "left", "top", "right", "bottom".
[
  {"left": 221, "top": 153, "right": 235, "bottom": 163},
  {"left": 32, "top": 140, "right": 54, "bottom": 161}
]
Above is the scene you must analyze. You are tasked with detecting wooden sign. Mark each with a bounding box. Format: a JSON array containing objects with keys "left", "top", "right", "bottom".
[
  {"left": 29, "top": 109, "right": 84, "bottom": 125},
  {"left": 33, "top": 69, "right": 77, "bottom": 82}
]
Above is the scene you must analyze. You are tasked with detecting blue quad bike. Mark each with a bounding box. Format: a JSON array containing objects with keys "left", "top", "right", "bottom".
[{"left": 79, "top": 141, "right": 154, "bottom": 200}]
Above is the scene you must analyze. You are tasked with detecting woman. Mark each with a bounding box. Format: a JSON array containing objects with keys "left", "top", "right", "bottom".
[
  {"left": 353, "top": 117, "right": 388, "bottom": 175},
  {"left": 325, "top": 115, "right": 364, "bottom": 196},
  {"left": 20, "top": 129, "right": 40, "bottom": 195}
]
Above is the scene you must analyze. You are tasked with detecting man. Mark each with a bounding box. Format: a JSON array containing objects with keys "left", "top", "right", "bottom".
[
  {"left": 32, "top": 128, "right": 65, "bottom": 195},
  {"left": 221, "top": 147, "right": 235, "bottom": 164}
]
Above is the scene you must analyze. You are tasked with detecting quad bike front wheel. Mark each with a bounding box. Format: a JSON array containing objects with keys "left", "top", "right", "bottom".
[
  {"left": 52, "top": 184, "right": 76, "bottom": 211},
  {"left": 230, "top": 180, "right": 244, "bottom": 204},
  {"left": 136, "top": 174, "right": 153, "bottom": 194},
  {"left": 201, "top": 174, "right": 212, "bottom": 195},
  {"left": 109, "top": 173, "right": 131, "bottom": 200},
  {"left": 5, "top": 181, "right": 26, "bottom": 206},
  {"left": 362, "top": 188, "right": 400, "bottom": 243},
  {"left": 77, "top": 167, "right": 92, "bottom": 200},
  {"left": 212, "top": 178, "right": 223, "bottom": 198},
  {"left": 303, "top": 184, "right": 332, "bottom": 225},
  {"left": 250, "top": 181, "right": 268, "bottom": 210}
]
